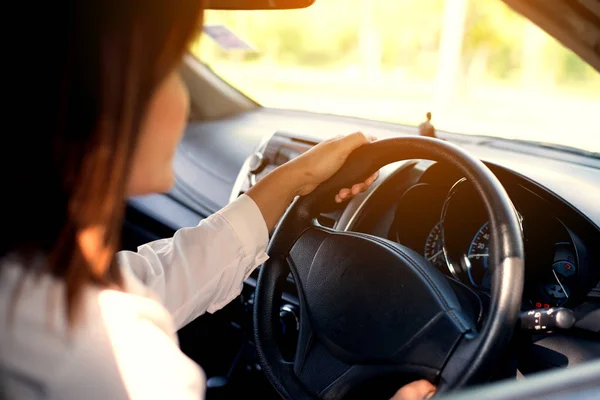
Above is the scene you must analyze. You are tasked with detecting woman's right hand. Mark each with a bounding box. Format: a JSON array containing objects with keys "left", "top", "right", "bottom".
[
  {"left": 391, "top": 380, "right": 436, "bottom": 400},
  {"left": 247, "top": 132, "right": 378, "bottom": 231}
]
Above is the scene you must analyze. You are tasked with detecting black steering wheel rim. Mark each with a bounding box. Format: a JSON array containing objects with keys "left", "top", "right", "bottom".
[{"left": 254, "top": 137, "right": 524, "bottom": 400}]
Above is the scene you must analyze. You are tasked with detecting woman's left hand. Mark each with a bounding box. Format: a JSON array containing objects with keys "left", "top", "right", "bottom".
[{"left": 288, "top": 132, "right": 379, "bottom": 202}]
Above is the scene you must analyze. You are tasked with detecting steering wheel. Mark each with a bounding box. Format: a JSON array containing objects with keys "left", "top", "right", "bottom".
[{"left": 254, "top": 137, "right": 524, "bottom": 400}]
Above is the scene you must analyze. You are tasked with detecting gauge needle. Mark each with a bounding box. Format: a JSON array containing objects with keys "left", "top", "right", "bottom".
[
  {"left": 552, "top": 270, "right": 569, "bottom": 298},
  {"left": 427, "top": 250, "right": 444, "bottom": 261},
  {"left": 468, "top": 254, "right": 489, "bottom": 258}
]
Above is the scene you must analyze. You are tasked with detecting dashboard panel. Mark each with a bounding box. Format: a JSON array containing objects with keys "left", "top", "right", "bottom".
[
  {"left": 225, "top": 128, "right": 600, "bottom": 376},
  {"left": 125, "top": 108, "right": 600, "bottom": 387},
  {"left": 221, "top": 125, "right": 600, "bottom": 314},
  {"left": 216, "top": 127, "right": 600, "bottom": 336}
]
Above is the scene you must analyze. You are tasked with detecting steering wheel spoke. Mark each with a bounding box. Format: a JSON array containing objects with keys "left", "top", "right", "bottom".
[{"left": 293, "top": 327, "right": 352, "bottom": 398}]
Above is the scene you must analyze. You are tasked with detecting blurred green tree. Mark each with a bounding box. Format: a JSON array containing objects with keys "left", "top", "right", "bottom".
[{"left": 195, "top": 0, "right": 599, "bottom": 86}]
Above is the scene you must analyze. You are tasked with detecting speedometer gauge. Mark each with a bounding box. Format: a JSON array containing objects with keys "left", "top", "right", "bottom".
[
  {"left": 424, "top": 222, "right": 446, "bottom": 270},
  {"left": 467, "top": 222, "right": 492, "bottom": 290}
]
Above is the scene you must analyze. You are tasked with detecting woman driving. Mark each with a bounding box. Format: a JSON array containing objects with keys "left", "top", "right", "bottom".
[{"left": 0, "top": 0, "right": 435, "bottom": 399}]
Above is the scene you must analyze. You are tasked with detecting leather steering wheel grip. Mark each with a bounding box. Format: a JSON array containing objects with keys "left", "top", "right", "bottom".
[{"left": 254, "top": 137, "right": 525, "bottom": 397}]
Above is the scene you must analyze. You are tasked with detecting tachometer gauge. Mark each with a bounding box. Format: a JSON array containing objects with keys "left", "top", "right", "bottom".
[
  {"left": 530, "top": 242, "right": 577, "bottom": 308},
  {"left": 540, "top": 260, "right": 574, "bottom": 303},
  {"left": 424, "top": 222, "right": 446, "bottom": 270},
  {"left": 467, "top": 222, "right": 492, "bottom": 290},
  {"left": 540, "top": 262, "right": 572, "bottom": 304}
]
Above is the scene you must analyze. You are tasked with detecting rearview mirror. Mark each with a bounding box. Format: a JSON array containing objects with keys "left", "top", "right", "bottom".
[{"left": 205, "top": 0, "right": 315, "bottom": 10}]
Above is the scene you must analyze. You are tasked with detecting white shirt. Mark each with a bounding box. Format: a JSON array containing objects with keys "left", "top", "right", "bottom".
[{"left": 0, "top": 194, "right": 269, "bottom": 400}]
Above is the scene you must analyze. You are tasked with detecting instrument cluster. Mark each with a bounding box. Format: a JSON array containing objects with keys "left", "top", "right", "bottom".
[{"left": 390, "top": 177, "right": 584, "bottom": 310}]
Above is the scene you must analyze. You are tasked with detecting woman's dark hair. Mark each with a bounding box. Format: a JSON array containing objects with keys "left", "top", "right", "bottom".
[{"left": 3, "top": 0, "right": 204, "bottom": 324}]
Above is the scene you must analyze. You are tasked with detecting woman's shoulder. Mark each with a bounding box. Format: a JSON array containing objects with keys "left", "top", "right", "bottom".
[{"left": 0, "top": 265, "right": 204, "bottom": 400}]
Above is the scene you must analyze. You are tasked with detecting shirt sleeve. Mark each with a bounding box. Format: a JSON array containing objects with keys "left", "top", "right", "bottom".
[{"left": 116, "top": 194, "right": 269, "bottom": 329}]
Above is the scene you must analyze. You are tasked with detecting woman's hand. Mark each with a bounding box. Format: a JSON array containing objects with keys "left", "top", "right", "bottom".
[
  {"left": 391, "top": 380, "right": 437, "bottom": 400},
  {"left": 288, "top": 132, "right": 379, "bottom": 202},
  {"left": 246, "top": 132, "right": 378, "bottom": 231}
]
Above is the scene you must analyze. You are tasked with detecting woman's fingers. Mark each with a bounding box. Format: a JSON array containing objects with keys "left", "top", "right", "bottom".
[
  {"left": 334, "top": 170, "right": 380, "bottom": 203},
  {"left": 371, "top": 170, "right": 380, "bottom": 183},
  {"left": 329, "top": 134, "right": 379, "bottom": 203},
  {"left": 390, "top": 380, "right": 436, "bottom": 400},
  {"left": 365, "top": 170, "right": 379, "bottom": 187},
  {"left": 334, "top": 188, "right": 351, "bottom": 203},
  {"left": 333, "top": 134, "right": 378, "bottom": 203}
]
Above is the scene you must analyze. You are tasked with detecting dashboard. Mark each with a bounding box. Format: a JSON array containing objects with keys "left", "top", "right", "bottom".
[
  {"left": 221, "top": 125, "right": 600, "bottom": 305},
  {"left": 125, "top": 108, "right": 600, "bottom": 384},
  {"left": 226, "top": 126, "right": 600, "bottom": 332},
  {"left": 215, "top": 126, "right": 600, "bottom": 352}
]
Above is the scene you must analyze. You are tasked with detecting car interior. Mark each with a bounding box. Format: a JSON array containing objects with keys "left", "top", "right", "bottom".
[{"left": 121, "top": 0, "right": 600, "bottom": 399}]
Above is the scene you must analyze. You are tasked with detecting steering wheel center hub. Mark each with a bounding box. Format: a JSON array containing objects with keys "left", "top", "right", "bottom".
[{"left": 301, "top": 233, "right": 466, "bottom": 362}]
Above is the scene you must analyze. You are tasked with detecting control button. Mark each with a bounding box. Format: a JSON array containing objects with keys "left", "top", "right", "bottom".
[
  {"left": 519, "top": 307, "right": 575, "bottom": 332},
  {"left": 248, "top": 152, "right": 266, "bottom": 174}
]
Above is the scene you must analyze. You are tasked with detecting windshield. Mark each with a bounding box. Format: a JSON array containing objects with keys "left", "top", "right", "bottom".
[{"left": 192, "top": 0, "right": 600, "bottom": 153}]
